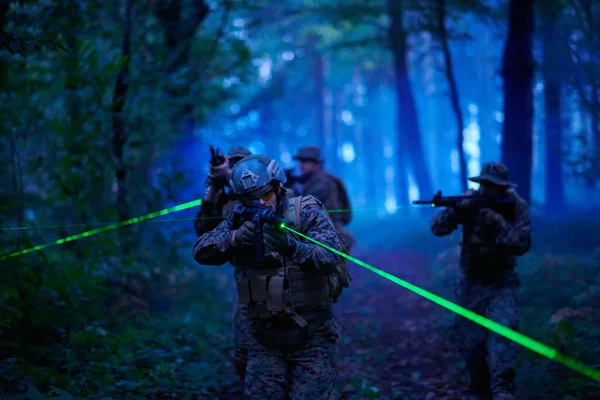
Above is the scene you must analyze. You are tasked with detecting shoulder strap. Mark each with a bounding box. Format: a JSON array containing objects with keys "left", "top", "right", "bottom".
[
  {"left": 294, "top": 196, "right": 302, "bottom": 229},
  {"left": 283, "top": 196, "right": 301, "bottom": 228},
  {"left": 284, "top": 195, "right": 320, "bottom": 233}
]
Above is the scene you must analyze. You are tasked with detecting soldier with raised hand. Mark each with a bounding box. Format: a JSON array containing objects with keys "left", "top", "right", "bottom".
[
  {"left": 292, "top": 145, "right": 356, "bottom": 252},
  {"left": 430, "top": 162, "right": 532, "bottom": 400},
  {"left": 193, "top": 145, "right": 253, "bottom": 380},
  {"left": 194, "top": 146, "right": 252, "bottom": 236},
  {"left": 192, "top": 154, "right": 351, "bottom": 399}
]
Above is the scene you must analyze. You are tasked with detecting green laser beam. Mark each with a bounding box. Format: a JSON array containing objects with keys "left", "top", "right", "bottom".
[
  {"left": 283, "top": 225, "right": 600, "bottom": 383},
  {"left": 4, "top": 200, "right": 599, "bottom": 382},
  {"left": 0, "top": 216, "right": 223, "bottom": 231},
  {"left": 1, "top": 200, "right": 202, "bottom": 260},
  {"left": 0, "top": 206, "right": 414, "bottom": 231}
]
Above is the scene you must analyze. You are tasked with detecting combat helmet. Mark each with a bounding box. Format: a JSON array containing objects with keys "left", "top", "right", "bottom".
[
  {"left": 227, "top": 146, "right": 252, "bottom": 161},
  {"left": 229, "top": 155, "right": 287, "bottom": 198}
]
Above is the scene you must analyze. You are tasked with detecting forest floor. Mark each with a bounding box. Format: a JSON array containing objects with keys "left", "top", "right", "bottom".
[{"left": 216, "top": 245, "right": 484, "bottom": 400}]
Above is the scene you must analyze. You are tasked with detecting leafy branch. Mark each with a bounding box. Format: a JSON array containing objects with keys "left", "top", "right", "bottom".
[{"left": 0, "top": 31, "right": 68, "bottom": 56}]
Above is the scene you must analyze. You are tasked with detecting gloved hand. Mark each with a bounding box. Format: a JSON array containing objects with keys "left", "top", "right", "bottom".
[
  {"left": 209, "top": 156, "right": 231, "bottom": 187},
  {"left": 263, "top": 224, "right": 296, "bottom": 256},
  {"left": 230, "top": 221, "right": 256, "bottom": 248},
  {"left": 474, "top": 208, "right": 506, "bottom": 239}
]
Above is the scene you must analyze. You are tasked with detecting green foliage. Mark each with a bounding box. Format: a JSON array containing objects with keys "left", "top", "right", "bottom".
[
  {"left": 0, "top": 270, "right": 234, "bottom": 399},
  {"left": 517, "top": 250, "right": 600, "bottom": 398},
  {"left": 0, "top": 0, "right": 257, "bottom": 397},
  {"left": 0, "top": 32, "right": 68, "bottom": 57}
]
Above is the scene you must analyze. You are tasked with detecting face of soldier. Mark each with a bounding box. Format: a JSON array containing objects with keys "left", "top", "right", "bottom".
[
  {"left": 480, "top": 181, "right": 506, "bottom": 197},
  {"left": 298, "top": 160, "right": 319, "bottom": 175},
  {"left": 258, "top": 189, "right": 278, "bottom": 211},
  {"left": 244, "top": 188, "right": 277, "bottom": 211}
]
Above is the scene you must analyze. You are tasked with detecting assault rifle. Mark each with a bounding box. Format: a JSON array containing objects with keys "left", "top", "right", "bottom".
[
  {"left": 230, "top": 201, "right": 291, "bottom": 264},
  {"left": 412, "top": 190, "right": 516, "bottom": 220}
]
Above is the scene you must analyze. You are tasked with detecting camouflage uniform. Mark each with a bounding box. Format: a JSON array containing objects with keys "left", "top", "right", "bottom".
[
  {"left": 193, "top": 155, "right": 349, "bottom": 399},
  {"left": 193, "top": 146, "right": 254, "bottom": 379},
  {"left": 430, "top": 163, "right": 531, "bottom": 400},
  {"left": 292, "top": 146, "right": 356, "bottom": 252}
]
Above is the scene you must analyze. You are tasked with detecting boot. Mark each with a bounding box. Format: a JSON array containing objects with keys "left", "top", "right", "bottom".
[
  {"left": 492, "top": 393, "right": 515, "bottom": 400},
  {"left": 466, "top": 356, "right": 492, "bottom": 399},
  {"left": 491, "top": 368, "right": 516, "bottom": 400}
]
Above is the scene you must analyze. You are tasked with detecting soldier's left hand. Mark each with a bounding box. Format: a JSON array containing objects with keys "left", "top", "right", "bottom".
[
  {"left": 476, "top": 208, "right": 506, "bottom": 231},
  {"left": 263, "top": 224, "right": 296, "bottom": 256}
]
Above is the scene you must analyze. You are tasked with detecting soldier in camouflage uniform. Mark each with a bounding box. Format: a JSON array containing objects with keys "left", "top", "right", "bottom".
[
  {"left": 193, "top": 154, "right": 351, "bottom": 399},
  {"left": 193, "top": 146, "right": 254, "bottom": 380},
  {"left": 430, "top": 163, "right": 531, "bottom": 400},
  {"left": 292, "top": 145, "right": 356, "bottom": 252}
]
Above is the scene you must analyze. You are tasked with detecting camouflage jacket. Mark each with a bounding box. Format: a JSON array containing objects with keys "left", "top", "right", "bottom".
[
  {"left": 299, "top": 170, "right": 343, "bottom": 227},
  {"left": 430, "top": 189, "right": 531, "bottom": 281},
  {"left": 192, "top": 196, "right": 342, "bottom": 277}
]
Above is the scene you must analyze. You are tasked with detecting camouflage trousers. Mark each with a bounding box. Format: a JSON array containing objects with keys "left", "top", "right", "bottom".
[
  {"left": 231, "top": 302, "right": 254, "bottom": 379},
  {"left": 244, "top": 317, "right": 341, "bottom": 400},
  {"left": 452, "top": 270, "right": 519, "bottom": 397}
]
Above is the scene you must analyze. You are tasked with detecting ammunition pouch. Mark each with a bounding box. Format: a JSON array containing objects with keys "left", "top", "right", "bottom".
[
  {"left": 254, "top": 309, "right": 332, "bottom": 349},
  {"left": 237, "top": 266, "right": 331, "bottom": 327},
  {"left": 257, "top": 318, "right": 309, "bottom": 349}
]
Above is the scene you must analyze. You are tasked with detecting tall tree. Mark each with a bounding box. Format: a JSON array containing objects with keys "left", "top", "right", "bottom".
[
  {"left": 541, "top": 1, "right": 565, "bottom": 216},
  {"left": 500, "top": 0, "right": 536, "bottom": 203},
  {"left": 112, "top": 0, "right": 134, "bottom": 253},
  {"left": 387, "top": 0, "right": 432, "bottom": 204},
  {"left": 435, "top": 0, "right": 467, "bottom": 192},
  {"left": 308, "top": 33, "right": 327, "bottom": 152}
]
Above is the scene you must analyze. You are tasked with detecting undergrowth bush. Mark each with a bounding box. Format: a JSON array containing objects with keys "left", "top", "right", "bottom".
[{"left": 0, "top": 227, "right": 235, "bottom": 399}]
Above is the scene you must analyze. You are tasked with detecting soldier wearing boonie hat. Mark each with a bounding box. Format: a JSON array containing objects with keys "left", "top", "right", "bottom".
[{"left": 430, "top": 162, "right": 531, "bottom": 400}]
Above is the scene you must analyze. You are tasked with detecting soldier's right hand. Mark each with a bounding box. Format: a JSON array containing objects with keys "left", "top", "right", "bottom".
[{"left": 230, "top": 221, "right": 256, "bottom": 248}]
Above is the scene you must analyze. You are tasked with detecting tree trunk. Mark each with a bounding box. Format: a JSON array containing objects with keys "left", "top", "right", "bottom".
[
  {"left": 436, "top": 0, "right": 467, "bottom": 192},
  {"left": 0, "top": 2, "right": 8, "bottom": 87},
  {"left": 500, "top": 0, "right": 535, "bottom": 204},
  {"left": 322, "top": 56, "right": 335, "bottom": 167},
  {"left": 309, "top": 34, "right": 327, "bottom": 152},
  {"left": 541, "top": 1, "right": 565, "bottom": 216},
  {"left": 331, "top": 92, "right": 342, "bottom": 174},
  {"left": 112, "top": 0, "right": 133, "bottom": 254},
  {"left": 387, "top": 0, "right": 432, "bottom": 203},
  {"left": 153, "top": 0, "right": 208, "bottom": 119}
]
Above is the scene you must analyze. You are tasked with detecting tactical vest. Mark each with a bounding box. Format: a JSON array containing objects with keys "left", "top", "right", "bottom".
[{"left": 236, "top": 195, "right": 352, "bottom": 327}]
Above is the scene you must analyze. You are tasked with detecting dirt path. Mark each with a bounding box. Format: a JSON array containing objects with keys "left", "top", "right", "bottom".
[
  {"left": 334, "top": 248, "right": 481, "bottom": 400},
  {"left": 217, "top": 247, "right": 484, "bottom": 400}
]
